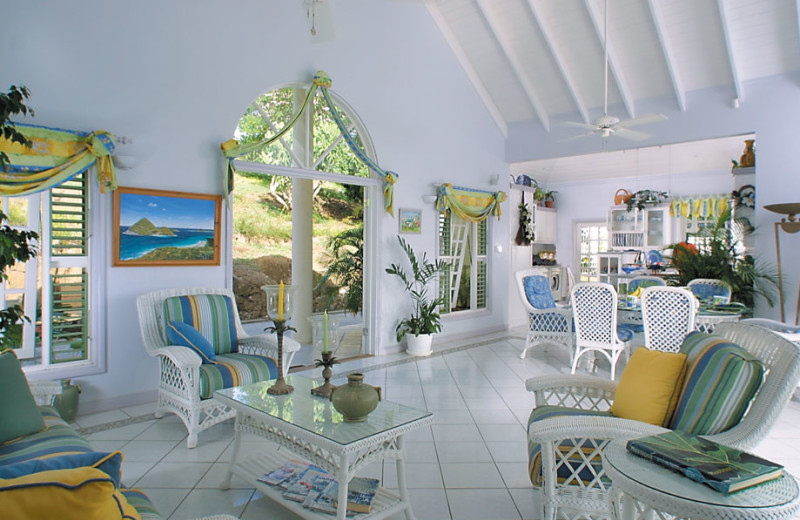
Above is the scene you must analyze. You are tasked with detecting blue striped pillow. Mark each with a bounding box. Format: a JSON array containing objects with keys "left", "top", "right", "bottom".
[
  {"left": 163, "top": 294, "right": 239, "bottom": 355},
  {"left": 670, "top": 332, "right": 764, "bottom": 435}
]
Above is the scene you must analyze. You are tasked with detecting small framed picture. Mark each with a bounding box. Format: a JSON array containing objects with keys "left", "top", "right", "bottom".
[
  {"left": 113, "top": 187, "right": 222, "bottom": 267},
  {"left": 399, "top": 208, "right": 422, "bottom": 234}
]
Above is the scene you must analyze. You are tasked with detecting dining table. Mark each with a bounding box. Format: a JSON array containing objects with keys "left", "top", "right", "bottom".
[{"left": 618, "top": 299, "right": 747, "bottom": 334}]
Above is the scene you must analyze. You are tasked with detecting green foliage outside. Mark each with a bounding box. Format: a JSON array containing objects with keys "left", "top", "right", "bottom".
[
  {"left": 232, "top": 87, "right": 367, "bottom": 314},
  {"left": 0, "top": 210, "right": 38, "bottom": 349},
  {"left": 0, "top": 85, "right": 34, "bottom": 172}
]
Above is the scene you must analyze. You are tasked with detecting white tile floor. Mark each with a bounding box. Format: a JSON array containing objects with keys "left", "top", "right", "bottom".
[{"left": 75, "top": 330, "right": 800, "bottom": 520}]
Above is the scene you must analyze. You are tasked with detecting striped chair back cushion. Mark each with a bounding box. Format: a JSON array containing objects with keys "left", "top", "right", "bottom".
[
  {"left": 670, "top": 331, "right": 764, "bottom": 435},
  {"left": 163, "top": 294, "right": 239, "bottom": 355}
]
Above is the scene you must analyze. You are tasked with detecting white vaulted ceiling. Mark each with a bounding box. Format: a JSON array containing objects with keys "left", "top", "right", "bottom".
[{"left": 426, "top": 0, "right": 800, "bottom": 136}]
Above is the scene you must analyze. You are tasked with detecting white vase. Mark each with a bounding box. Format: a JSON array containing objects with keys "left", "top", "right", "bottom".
[{"left": 406, "top": 333, "right": 433, "bottom": 356}]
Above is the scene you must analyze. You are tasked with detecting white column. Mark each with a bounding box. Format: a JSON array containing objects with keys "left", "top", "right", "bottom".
[{"left": 292, "top": 89, "right": 314, "bottom": 343}]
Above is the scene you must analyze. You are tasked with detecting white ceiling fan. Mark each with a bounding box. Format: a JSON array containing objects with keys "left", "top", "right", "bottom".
[{"left": 563, "top": 0, "right": 667, "bottom": 141}]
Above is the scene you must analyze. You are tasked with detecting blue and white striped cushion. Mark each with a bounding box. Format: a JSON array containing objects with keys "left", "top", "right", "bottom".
[
  {"left": 198, "top": 353, "right": 278, "bottom": 400},
  {"left": 527, "top": 405, "right": 612, "bottom": 487},
  {"left": 0, "top": 408, "right": 92, "bottom": 465},
  {"left": 670, "top": 332, "right": 764, "bottom": 435},
  {"left": 163, "top": 294, "right": 239, "bottom": 355}
]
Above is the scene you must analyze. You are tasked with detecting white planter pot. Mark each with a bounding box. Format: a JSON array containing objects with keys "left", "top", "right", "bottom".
[{"left": 406, "top": 333, "right": 433, "bottom": 357}]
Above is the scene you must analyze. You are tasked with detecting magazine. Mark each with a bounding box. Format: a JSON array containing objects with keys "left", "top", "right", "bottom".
[
  {"left": 333, "top": 476, "right": 380, "bottom": 513},
  {"left": 278, "top": 463, "right": 326, "bottom": 490},
  {"left": 627, "top": 431, "right": 784, "bottom": 494},
  {"left": 257, "top": 460, "right": 310, "bottom": 486},
  {"left": 283, "top": 469, "right": 329, "bottom": 502}
]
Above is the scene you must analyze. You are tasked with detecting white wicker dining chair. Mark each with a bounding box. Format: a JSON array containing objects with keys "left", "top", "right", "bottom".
[
  {"left": 641, "top": 286, "right": 698, "bottom": 352},
  {"left": 516, "top": 270, "right": 574, "bottom": 360},
  {"left": 526, "top": 322, "right": 800, "bottom": 520},
  {"left": 570, "top": 282, "right": 632, "bottom": 380},
  {"left": 137, "top": 287, "right": 301, "bottom": 448},
  {"left": 687, "top": 278, "right": 732, "bottom": 304}
]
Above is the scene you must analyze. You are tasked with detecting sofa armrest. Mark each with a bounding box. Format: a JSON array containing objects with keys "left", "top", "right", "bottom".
[
  {"left": 525, "top": 374, "right": 617, "bottom": 410},
  {"left": 155, "top": 345, "right": 202, "bottom": 369}
]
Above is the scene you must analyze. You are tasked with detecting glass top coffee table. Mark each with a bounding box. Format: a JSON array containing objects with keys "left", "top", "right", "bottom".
[
  {"left": 216, "top": 375, "right": 433, "bottom": 520},
  {"left": 603, "top": 440, "right": 800, "bottom": 520}
]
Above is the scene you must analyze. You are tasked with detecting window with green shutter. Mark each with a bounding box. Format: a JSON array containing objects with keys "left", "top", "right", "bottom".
[
  {"left": 1, "top": 172, "right": 92, "bottom": 368},
  {"left": 437, "top": 212, "right": 489, "bottom": 314}
]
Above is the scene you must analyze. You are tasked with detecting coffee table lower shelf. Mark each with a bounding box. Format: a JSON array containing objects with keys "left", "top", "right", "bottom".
[{"left": 227, "top": 449, "right": 407, "bottom": 520}]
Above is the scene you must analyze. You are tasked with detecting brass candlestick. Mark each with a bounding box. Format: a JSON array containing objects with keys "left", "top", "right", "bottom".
[
  {"left": 264, "top": 318, "right": 296, "bottom": 395},
  {"left": 311, "top": 351, "right": 339, "bottom": 398}
]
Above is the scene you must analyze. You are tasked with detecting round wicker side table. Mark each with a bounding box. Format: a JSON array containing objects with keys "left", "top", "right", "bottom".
[{"left": 603, "top": 440, "right": 800, "bottom": 520}]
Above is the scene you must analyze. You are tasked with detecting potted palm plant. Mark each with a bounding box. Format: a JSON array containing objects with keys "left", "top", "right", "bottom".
[{"left": 385, "top": 236, "right": 447, "bottom": 356}]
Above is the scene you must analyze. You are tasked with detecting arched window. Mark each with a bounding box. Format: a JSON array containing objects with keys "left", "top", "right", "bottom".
[{"left": 229, "top": 84, "right": 380, "bottom": 357}]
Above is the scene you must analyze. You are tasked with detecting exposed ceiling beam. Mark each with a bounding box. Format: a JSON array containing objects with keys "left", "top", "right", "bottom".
[
  {"left": 715, "top": 0, "right": 744, "bottom": 103},
  {"left": 426, "top": 2, "right": 508, "bottom": 136},
  {"left": 583, "top": 0, "right": 635, "bottom": 118},
  {"left": 473, "top": 0, "right": 550, "bottom": 131},
  {"left": 645, "top": 0, "right": 686, "bottom": 111},
  {"left": 524, "top": 0, "right": 590, "bottom": 124}
]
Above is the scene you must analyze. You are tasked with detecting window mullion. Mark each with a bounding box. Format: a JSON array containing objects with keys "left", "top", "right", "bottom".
[{"left": 40, "top": 191, "right": 52, "bottom": 367}]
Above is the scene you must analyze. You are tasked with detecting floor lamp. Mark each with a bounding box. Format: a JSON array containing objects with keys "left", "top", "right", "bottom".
[{"left": 765, "top": 203, "right": 800, "bottom": 324}]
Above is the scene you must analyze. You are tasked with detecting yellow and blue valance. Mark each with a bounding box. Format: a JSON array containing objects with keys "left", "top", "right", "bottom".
[
  {"left": 0, "top": 123, "right": 116, "bottom": 197},
  {"left": 436, "top": 183, "right": 507, "bottom": 222},
  {"left": 670, "top": 194, "right": 729, "bottom": 220},
  {"left": 221, "top": 71, "right": 399, "bottom": 215}
]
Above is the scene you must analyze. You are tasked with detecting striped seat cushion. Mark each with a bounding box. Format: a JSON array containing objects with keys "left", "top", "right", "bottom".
[
  {"left": 670, "top": 331, "right": 765, "bottom": 435},
  {"left": 527, "top": 405, "right": 612, "bottom": 487},
  {"left": 0, "top": 407, "right": 92, "bottom": 466},
  {"left": 163, "top": 294, "right": 239, "bottom": 355},
  {"left": 198, "top": 353, "right": 278, "bottom": 400},
  {"left": 121, "top": 488, "right": 165, "bottom": 520}
]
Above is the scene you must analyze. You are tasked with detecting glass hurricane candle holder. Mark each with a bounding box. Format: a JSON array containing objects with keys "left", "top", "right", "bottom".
[{"left": 261, "top": 283, "right": 297, "bottom": 395}]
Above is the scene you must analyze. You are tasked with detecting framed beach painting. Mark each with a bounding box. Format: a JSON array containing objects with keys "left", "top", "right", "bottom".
[
  {"left": 398, "top": 208, "right": 422, "bottom": 234},
  {"left": 112, "top": 187, "right": 222, "bottom": 267}
]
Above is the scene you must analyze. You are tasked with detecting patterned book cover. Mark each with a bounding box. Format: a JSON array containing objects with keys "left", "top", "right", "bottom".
[
  {"left": 627, "top": 431, "right": 783, "bottom": 494},
  {"left": 301, "top": 473, "right": 336, "bottom": 509}
]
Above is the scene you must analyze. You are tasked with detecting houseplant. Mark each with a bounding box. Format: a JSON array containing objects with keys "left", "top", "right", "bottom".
[
  {"left": 663, "top": 209, "right": 777, "bottom": 309},
  {"left": 625, "top": 190, "right": 669, "bottom": 212},
  {"left": 0, "top": 85, "right": 38, "bottom": 348},
  {"left": 543, "top": 190, "right": 557, "bottom": 208},
  {"left": 385, "top": 235, "right": 447, "bottom": 356}
]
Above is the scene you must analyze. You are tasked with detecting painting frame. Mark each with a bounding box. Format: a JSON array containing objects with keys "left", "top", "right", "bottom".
[
  {"left": 112, "top": 187, "right": 222, "bottom": 267},
  {"left": 398, "top": 208, "right": 422, "bottom": 234}
]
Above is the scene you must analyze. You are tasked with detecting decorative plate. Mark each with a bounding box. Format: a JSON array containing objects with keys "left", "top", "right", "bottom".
[{"left": 646, "top": 249, "right": 664, "bottom": 266}]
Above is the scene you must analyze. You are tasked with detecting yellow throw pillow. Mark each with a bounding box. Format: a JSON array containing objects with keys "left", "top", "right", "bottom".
[
  {"left": 0, "top": 466, "right": 142, "bottom": 520},
  {"left": 610, "top": 347, "right": 687, "bottom": 426}
]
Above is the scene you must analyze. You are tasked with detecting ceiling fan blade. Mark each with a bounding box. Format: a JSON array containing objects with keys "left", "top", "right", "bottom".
[
  {"left": 617, "top": 113, "right": 667, "bottom": 128},
  {"left": 561, "top": 131, "right": 598, "bottom": 142},
  {"left": 613, "top": 127, "right": 651, "bottom": 141},
  {"left": 561, "top": 121, "right": 596, "bottom": 130}
]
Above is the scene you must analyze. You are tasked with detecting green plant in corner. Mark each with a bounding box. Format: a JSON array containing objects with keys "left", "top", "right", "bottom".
[
  {"left": 385, "top": 236, "right": 448, "bottom": 341},
  {"left": 663, "top": 208, "right": 777, "bottom": 309},
  {"left": 0, "top": 210, "right": 39, "bottom": 349},
  {"left": 0, "top": 85, "right": 34, "bottom": 172}
]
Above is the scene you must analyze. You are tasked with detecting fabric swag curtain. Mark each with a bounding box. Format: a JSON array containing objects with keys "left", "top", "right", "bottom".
[
  {"left": 220, "top": 71, "right": 398, "bottom": 215},
  {"left": 670, "top": 194, "right": 729, "bottom": 220},
  {"left": 0, "top": 123, "right": 116, "bottom": 197},
  {"left": 436, "top": 183, "right": 507, "bottom": 222}
]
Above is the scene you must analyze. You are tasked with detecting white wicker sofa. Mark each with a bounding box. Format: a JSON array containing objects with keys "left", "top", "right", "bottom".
[
  {"left": 137, "top": 287, "right": 301, "bottom": 448},
  {"left": 525, "top": 322, "right": 800, "bottom": 520}
]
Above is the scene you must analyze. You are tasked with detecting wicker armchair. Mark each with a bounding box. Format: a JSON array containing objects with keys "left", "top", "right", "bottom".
[
  {"left": 137, "top": 287, "right": 301, "bottom": 448},
  {"left": 526, "top": 322, "right": 800, "bottom": 520},
  {"left": 641, "top": 286, "right": 698, "bottom": 352},
  {"left": 515, "top": 270, "right": 574, "bottom": 360}
]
